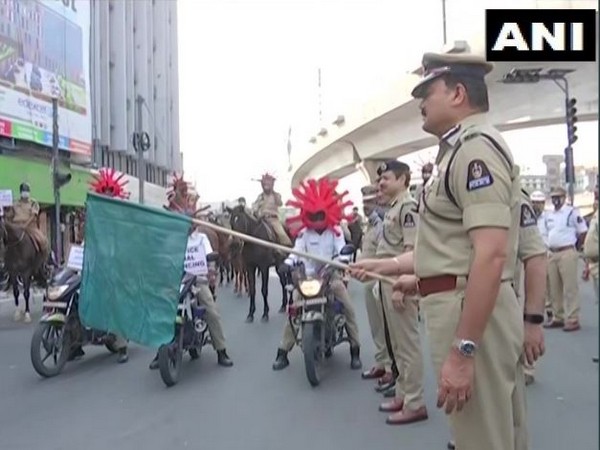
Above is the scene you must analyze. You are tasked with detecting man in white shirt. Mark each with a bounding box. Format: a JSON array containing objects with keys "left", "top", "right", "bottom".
[
  {"left": 544, "top": 187, "right": 588, "bottom": 331},
  {"left": 271, "top": 225, "right": 362, "bottom": 371},
  {"left": 149, "top": 227, "right": 233, "bottom": 369}
]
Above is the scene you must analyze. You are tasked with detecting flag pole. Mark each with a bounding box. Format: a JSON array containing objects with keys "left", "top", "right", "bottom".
[{"left": 191, "top": 217, "right": 395, "bottom": 285}]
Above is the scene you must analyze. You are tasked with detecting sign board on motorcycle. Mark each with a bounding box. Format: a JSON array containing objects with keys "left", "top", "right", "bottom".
[
  {"left": 0, "top": 189, "right": 13, "bottom": 207},
  {"left": 67, "top": 244, "right": 85, "bottom": 272},
  {"left": 184, "top": 233, "right": 208, "bottom": 276}
]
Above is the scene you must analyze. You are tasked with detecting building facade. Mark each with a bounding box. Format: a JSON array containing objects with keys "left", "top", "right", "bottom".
[{"left": 90, "top": 0, "right": 182, "bottom": 188}]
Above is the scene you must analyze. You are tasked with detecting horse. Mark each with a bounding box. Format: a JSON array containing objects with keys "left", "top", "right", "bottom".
[
  {"left": 229, "top": 237, "right": 248, "bottom": 297},
  {"left": 226, "top": 206, "right": 291, "bottom": 322},
  {"left": 0, "top": 220, "right": 48, "bottom": 321},
  {"left": 211, "top": 214, "right": 234, "bottom": 286}
]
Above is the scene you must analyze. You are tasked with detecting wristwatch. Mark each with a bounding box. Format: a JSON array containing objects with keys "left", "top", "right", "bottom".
[
  {"left": 523, "top": 313, "right": 545, "bottom": 324},
  {"left": 453, "top": 339, "right": 477, "bottom": 358}
]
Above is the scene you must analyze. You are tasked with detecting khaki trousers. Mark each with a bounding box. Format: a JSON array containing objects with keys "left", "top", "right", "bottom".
[
  {"left": 280, "top": 279, "right": 360, "bottom": 351},
  {"left": 265, "top": 217, "right": 293, "bottom": 247},
  {"left": 380, "top": 282, "right": 425, "bottom": 411},
  {"left": 196, "top": 283, "right": 227, "bottom": 351},
  {"left": 421, "top": 283, "right": 528, "bottom": 450},
  {"left": 364, "top": 281, "right": 392, "bottom": 371},
  {"left": 548, "top": 248, "right": 580, "bottom": 322}
]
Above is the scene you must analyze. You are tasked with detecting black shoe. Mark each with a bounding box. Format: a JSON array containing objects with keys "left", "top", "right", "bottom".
[
  {"left": 593, "top": 357, "right": 599, "bottom": 363},
  {"left": 68, "top": 346, "right": 85, "bottom": 361},
  {"left": 272, "top": 349, "right": 289, "bottom": 371},
  {"left": 382, "top": 384, "right": 396, "bottom": 398},
  {"left": 117, "top": 348, "right": 129, "bottom": 364},
  {"left": 149, "top": 353, "right": 159, "bottom": 370},
  {"left": 447, "top": 441, "right": 456, "bottom": 449},
  {"left": 350, "top": 346, "right": 362, "bottom": 370},
  {"left": 217, "top": 349, "right": 233, "bottom": 367}
]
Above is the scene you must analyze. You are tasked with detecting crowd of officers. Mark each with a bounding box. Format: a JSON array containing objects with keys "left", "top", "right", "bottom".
[{"left": 347, "top": 51, "right": 598, "bottom": 450}]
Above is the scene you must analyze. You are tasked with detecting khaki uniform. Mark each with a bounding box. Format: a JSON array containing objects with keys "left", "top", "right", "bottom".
[
  {"left": 546, "top": 205, "right": 587, "bottom": 323},
  {"left": 252, "top": 191, "right": 292, "bottom": 247},
  {"left": 8, "top": 198, "right": 48, "bottom": 254},
  {"left": 360, "top": 215, "right": 391, "bottom": 372},
  {"left": 376, "top": 190, "right": 425, "bottom": 412},
  {"left": 514, "top": 193, "right": 548, "bottom": 378},
  {"left": 415, "top": 114, "right": 526, "bottom": 450},
  {"left": 195, "top": 280, "right": 227, "bottom": 350},
  {"left": 583, "top": 211, "right": 599, "bottom": 300}
]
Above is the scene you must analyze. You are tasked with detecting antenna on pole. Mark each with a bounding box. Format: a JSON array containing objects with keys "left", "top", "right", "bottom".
[{"left": 318, "top": 67, "right": 323, "bottom": 125}]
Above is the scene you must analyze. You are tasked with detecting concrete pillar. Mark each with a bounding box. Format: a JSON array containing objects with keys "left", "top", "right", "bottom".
[{"left": 542, "top": 154, "right": 565, "bottom": 194}]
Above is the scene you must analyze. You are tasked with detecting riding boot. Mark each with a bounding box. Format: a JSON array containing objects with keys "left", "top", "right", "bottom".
[
  {"left": 117, "top": 348, "right": 129, "bottom": 364},
  {"left": 350, "top": 346, "right": 362, "bottom": 370},
  {"left": 149, "top": 352, "right": 159, "bottom": 370},
  {"left": 272, "top": 348, "right": 289, "bottom": 371},
  {"left": 217, "top": 349, "right": 233, "bottom": 367}
]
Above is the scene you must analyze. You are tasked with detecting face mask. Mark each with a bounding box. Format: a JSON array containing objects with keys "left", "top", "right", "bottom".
[
  {"left": 21, "top": 192, "right": 30, "bottom": 199},
  {"left": 551, "top": 197, "right": 563, "bottom": 209}
]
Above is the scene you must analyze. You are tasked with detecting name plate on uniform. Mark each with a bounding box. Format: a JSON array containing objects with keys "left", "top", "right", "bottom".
[{"left": 67, "top": 245, "right": 85, "bottom": 272}]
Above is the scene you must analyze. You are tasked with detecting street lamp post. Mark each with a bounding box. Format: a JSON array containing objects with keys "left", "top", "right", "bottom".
[{"left": 500, "top": 68, "right": 579, "bottom": 205}]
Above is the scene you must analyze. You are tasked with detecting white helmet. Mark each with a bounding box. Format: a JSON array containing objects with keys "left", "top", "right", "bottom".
[{"left": 530, "top": 190, "right": 546, "bottom": 202}]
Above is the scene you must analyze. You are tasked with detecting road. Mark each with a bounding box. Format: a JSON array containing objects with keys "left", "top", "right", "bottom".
[{"left": 0, "top": 274, "right": 597, "bottom": 450}]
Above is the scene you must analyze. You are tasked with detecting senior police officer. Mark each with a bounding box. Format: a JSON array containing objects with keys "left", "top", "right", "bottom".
[
  {"left": 351, "top": 52, "right": 527, "bottom": 450},
  {"left": 358, "top": 184, "right": 393, "bottom": 381},
  {"left": 544, "top": 186, "right": 588, "bottom": 331},
  {"left": 374, "top": 160, "right": 427, "bottom": 425},
  {"left": 583, "top": 190, "right": 599, "bottom": 301}
]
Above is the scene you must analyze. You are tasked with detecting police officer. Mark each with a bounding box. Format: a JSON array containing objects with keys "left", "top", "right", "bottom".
[
  {"left": 352, "top": 52, "right": 527, "bottom": 450},
  {"left": 6, "top": 182, "right": 48, "bottom": 255},
  {"left": 358, "top": 185, "right": 392, "bottom": 381},
  {"left": 584, "top": 192, "right": 599, "bottom": 363},
  {"left": 529, "top": 190, "right": 553, "bottom": 322},
  {"left": 374, "top": 160, "right": 427, "bottom": 425},
  {"left": 544, "top": 186, "right": 588, "bottom": 331},
  {"left": 414, "top": 162, "right": 434, "bottom": 204},
  {"left": 251, "top": 174, "right": 292, "bottom": 247}
]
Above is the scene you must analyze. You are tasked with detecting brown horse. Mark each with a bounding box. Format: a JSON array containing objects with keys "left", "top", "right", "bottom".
[
  {"left": 229, "top": 237, "right": 248, "bottom": 297},
  {"left": 0, "top": 220, "right": 48, "bottom": 321}
]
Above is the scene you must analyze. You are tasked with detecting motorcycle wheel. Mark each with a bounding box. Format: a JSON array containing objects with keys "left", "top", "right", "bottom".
[
  {"left": 302, "top": 322, "right": 322, "bottom": 387},
  {"left": 30, "top": 322, "right": 70, "bottom": 378},
  {"left": 158, "top": 336, "right": 183, "bottom": 387}
]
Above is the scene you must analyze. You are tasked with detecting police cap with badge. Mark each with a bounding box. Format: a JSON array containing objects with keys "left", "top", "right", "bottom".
[
  {"left": 377, "top": 160, "right": 409, "bottom": 177},
  {"left": 411, "top": 52, "right": 494, "bottom": 99},
  {"left": 361, "top": 184, "right": 378, "bottom": 202}
]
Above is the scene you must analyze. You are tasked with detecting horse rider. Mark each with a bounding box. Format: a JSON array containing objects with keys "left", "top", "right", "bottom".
[
  {"left": 272, "top": 177, "right": 362, "bottom": 371},
  {"left": 251, "top": 173, "right": 293, "bottom": 248},
  {"left": 5, "top": 182, "right": 49, "bottom": 258},
  {"left": 150, "top": 173, "right": 233, "bottom": 368}
]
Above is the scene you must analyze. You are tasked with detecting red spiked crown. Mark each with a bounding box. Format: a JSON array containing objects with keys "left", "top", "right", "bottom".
[
  {"left": 89, "top": 168, "right": 129, "bottom": 199},
  {"left": 261, "top": 172, "right": 276, "bottom": 183},
  {"left": 285, "top": 178, "right": 353, "bottom": 237}
]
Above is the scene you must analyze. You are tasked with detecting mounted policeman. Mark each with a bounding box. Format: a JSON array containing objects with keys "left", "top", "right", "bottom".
[
  {"left": 251, "top": 173, "right": 293, "bottom": 248},
  {"left": 5, "top": 182, "right": 48, "bottom": 255}
]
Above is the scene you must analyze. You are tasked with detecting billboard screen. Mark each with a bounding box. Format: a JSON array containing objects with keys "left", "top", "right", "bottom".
[{"left": 0, "top": 0, "right": 91, "bottom": 155}]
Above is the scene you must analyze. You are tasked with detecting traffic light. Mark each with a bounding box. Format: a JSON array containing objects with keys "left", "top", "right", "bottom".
[
  {"left": 53, "top": 171, "right": 72, "bottom": 190},
  {"left": 566, "top": 97, "right": 578, "bottom": 145}
]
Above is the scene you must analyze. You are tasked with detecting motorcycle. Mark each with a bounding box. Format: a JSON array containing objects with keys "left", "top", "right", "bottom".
[
  {"left": 30, "top": 267, "right": 124, "bottom": 378},
  {"left": 157, "top": 252, "right": 219, "bottom": 387},
  {"left": 286, "top": 244, "right": 355, "bottom": 387}
]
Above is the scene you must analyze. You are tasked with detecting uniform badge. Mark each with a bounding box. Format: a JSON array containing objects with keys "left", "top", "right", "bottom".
[
  {"left": 466, "top": 159, "right": 494, "bottom": 191},
  {"left": 403, "top": 213, "right": 415, "bottom": 228},
  {"left": 520, "top": 204, "right": 537, "bottom": 227}
]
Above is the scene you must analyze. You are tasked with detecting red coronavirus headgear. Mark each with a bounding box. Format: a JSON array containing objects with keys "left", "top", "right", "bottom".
[
  {"left": 285, "top": 178, "right": 353, "bottom": 236},
  {"left": 89, "top": 168, "right": 129, "bottom": 199}
]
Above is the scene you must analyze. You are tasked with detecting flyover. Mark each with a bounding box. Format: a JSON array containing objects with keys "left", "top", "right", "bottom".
[{"left": 290, "top": 37, "right": 599, "bottom": 187}]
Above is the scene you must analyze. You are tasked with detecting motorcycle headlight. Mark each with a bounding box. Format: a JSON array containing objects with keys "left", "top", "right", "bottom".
[
  {"left": 47, "top": 285, "right": 68, "bottom": 300},
  {"left": 299, "top": 280, "right": 322, "bottom": 297}
]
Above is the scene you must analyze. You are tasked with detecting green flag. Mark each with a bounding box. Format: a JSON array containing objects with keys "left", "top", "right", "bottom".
[{"left": 79, "top": 193, "right": 191, "bottom": 347}]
